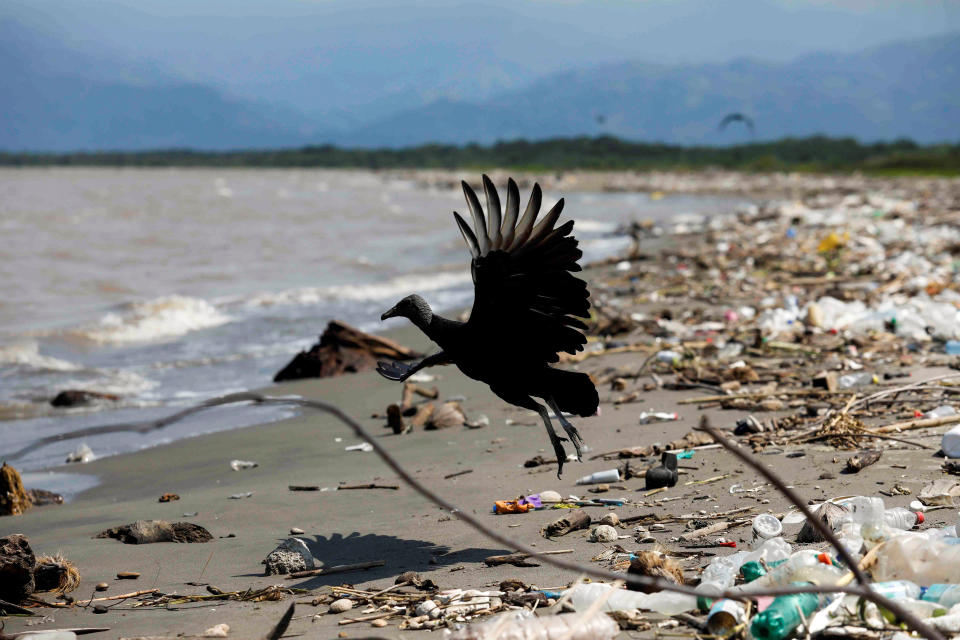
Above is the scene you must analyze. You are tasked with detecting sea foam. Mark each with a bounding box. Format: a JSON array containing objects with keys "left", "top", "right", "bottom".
[{"left": 69, "top": 295, "right": 231, "bottom": 344}]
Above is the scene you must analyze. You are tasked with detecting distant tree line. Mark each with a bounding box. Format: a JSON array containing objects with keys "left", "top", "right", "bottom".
[{"left": 1, "top": 136, "right": 958, "bottom": 174}]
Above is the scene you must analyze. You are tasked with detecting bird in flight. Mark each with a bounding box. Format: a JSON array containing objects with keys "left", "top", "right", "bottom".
[
  {"left": 377, "top": 175, "right": 598, "bottom": 476},
  {"left": 718, "top": 112, "right": 755, "bottom": 135}
]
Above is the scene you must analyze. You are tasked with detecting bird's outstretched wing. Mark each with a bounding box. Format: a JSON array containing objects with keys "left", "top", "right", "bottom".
[{"left": 455, "top": 175, "right": 590, "bottom": 364}]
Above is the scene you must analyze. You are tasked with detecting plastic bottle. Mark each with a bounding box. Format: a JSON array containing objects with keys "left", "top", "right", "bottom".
[
  {"left": 921, "top": 584, "right": 960, "bottom": 608},
  {"left": 698, "top": 538, "right": 791, "bottom": 608},
  {"left": 945, "top": 340, "right": 960, "bottom": 356},
  {"left": 565, "top": 582, "right": 697, "bottom": 615},
  {"left": 924, "top": 405, "right": 957, "bottom": 419},
  {"left": 446, "top": 607, "right": 619, "bottom": 640},
  {"left": 656, "top": 350, "right": 681, "bottom": 364},
  {"left": 741, "top": 551, "right": 839, "bottom": 590},
  {"left": 750, "top": 585, "right": 820, "bottom": 640},
  {"left": 706, "top": 600, "right": 745, "bottom": 635},
  {"left": 883, "top": 507, "right": 924, "bottom": 530},
  {"left": 872, "top": 533, "right": 960, "bottom": 582},
  {"left": 575, "top": 469, "right": 620, "bottom": 485},
  {"left": 870, "top": 580, "right": 922, "bottom": 601},
  {"left": 838, "top": 373, "right": 877, "bottom": 389},
  {"left": 836, "top": 496, "right": 885, "bottom": 525}
]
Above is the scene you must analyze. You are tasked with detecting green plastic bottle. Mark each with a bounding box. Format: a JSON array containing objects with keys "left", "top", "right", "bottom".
[
  {"left": 750, "top": 584, "right": 820, "bottom": 640},
  {"left": 740, "top": 558, "right": 787, "bottom": 584}
]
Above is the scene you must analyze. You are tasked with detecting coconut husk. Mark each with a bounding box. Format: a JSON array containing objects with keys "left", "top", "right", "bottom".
[
  {"left": 33, "top": 554, "right": 80, "bottom": 593},
  {"left": 627, "top": 550, "right": 684, "bottom": 593}
]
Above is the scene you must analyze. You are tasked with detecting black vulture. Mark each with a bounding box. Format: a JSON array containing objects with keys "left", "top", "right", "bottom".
[
  {"left": 377, "top": 175, "right": 598, "bottom": 477},
  {"left": 718, "top": 112, "right": 755, "bottom": 135}
]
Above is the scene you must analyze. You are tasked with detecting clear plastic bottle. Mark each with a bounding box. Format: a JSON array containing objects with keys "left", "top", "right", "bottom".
[
  {"left": 924, "top": 405, "right": 957, "bottom": 419},
  {"left": 837, "top": 496, "right": 885, "bottom": 525},
  {"left": 883, "top": 507, "right": 923, "bottom": 530},
  {"left": 740, "top": 551, "right": 839, "bottom": 590},
  {"left": 872, "top": 533, "right": 960, "bottom": 583},
  {"left": 870, "top": 580, "right": 922, "bottom": 601},
  {"left": 446, "top": 607, "right": 619, "bottom": 640},
  {"left": 921, "top": 584, "right": 960, "bottom": 608},
  {"left": 565, "top": 582, "right": 697, "bottom": 615},
  {"left": 838, "top": 373, "right": 877, "bottom": 389}
]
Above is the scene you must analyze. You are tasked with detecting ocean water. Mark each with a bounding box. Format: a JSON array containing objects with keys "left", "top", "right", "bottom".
[{"left": 0, "top": 168, "right": 747, "bottom": 473}]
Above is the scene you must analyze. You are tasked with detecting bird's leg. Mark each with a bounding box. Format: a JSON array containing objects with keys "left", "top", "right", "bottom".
[
  {"left": 534, "top": 403, "right": 569, "bottom": 479},
  {"left": 547, "top": 397, "right": 584, "bottom": 461}
]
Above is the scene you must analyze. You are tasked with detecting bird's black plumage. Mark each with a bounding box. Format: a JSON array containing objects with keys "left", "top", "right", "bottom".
[{"left": 378, "top": 175, "right": 598, "bottom": 476}]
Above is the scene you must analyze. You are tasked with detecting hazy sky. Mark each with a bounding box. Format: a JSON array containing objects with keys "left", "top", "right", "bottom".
[{"left": 4, "top": 0, "right": 959, "bottom": 122}]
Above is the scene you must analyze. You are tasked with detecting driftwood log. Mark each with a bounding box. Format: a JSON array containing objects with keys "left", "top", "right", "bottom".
[{"left": 274, "top": 321, "right": 420, "bottom": 382}]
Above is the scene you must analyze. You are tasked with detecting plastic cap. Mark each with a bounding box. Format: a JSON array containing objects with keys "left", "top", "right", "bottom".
[{"left": 915, "top": 512, "right": 924, "bottom": 525}]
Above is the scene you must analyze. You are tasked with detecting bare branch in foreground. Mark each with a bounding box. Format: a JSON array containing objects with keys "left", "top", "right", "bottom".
[{"left": 16, "top": 391, "right": 945, "bottom": 640}]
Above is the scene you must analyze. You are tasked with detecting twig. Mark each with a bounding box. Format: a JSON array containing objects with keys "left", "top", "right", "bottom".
[
  {"left": 337, "top": 483, "right": 399, "bottom": 490},
  {"left": 443, "top": 469, "right": 474, "bottom": 479},
  {"left": 287, "top": 560, "right": 385, "bottom": 578},
  {"left": 39, "top": 392, "right": 945, "bottom": 640}
]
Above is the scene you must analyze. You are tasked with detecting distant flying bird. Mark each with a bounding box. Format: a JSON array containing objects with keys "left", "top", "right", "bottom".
[
  {"left": 718, "top": 112, "right": 755, "bottom": 135},
  {"left": 595, "top": 114, "right": 607, "bottom": 125},
  {"left": 378, "top": 176, "right": 598, "bottom": 476}
]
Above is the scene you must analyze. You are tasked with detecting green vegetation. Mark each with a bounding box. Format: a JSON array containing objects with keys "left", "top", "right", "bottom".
[{"left": 2, "top": 136, "right": 959, "bottom": 174}]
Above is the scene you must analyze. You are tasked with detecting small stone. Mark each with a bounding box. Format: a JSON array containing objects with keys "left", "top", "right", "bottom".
[
  {"left": 95, "top": 582, "right": 109, "bottom": 591},
  {"left": 329, "top": 598, "right": 354, "bottom": 613},
  {"left": 289, "top": 527, "right": 305, "bottom": 535},
  {"left": 262, "top": 538, "right": 314, "bottom": 576},
  {"left": 93, "top": 604, "right": 108, "bottom": 614},
  {"left": 599, "top": 513, "right": 620, "bottom": 527},
  {"left": 539, "top": 490, "right": 562, "bottom": 503},
  {"left": 116, "top": 571, "right": 140, "bottom": 579},
  {"left": 371, "top": 618, "right": 388, "bottom": 627},
  {"left": 590, "top": 525, "right": 618, "bottom": 543}
]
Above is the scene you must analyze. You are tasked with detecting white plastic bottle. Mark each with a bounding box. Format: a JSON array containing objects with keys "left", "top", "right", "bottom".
[
  {"left": 565, "top": 582, "right": 697, "bottom": 615},
  {"left": 925, "top": 405, "right": 957, "bottom": 419}
]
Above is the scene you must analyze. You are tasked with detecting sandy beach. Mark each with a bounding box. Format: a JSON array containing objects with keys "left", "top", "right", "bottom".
[{"left": 4, "top": 171, "right": 960, "bottom": 639}]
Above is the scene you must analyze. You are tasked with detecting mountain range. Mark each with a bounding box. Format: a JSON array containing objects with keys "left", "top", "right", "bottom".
[{"left": 2, "top": 11, "right": 958, "bottom": 152}]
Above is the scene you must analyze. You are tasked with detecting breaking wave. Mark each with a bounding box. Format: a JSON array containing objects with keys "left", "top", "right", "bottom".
[
  {"left": 0, "top": 341, "right": 80, "bottom": 372},
  {"left": 67, "top": 296, "right": 231, "bottom": 345},
  {"left": 243, "top": 270, "right": 472, "bottom": 308}
]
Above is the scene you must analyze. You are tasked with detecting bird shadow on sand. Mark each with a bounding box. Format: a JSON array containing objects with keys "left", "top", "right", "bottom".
[{"left": 284, "top": 532, "right": 508, "bottom": 589}]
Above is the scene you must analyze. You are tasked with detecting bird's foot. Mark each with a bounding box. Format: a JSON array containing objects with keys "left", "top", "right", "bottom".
[
  {"left": 376, "top": 360, "right": 413, "bottom": 381},
  {"left": 549, "top": 434, "right": 569, "bottom": 479},
  {"left": 558, "top": 419, "right": 584, "bottom": 462}
]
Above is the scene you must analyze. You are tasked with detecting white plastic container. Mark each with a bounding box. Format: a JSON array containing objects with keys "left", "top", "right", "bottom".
[
  {"left": 752, "top": 514, "right": 783, "bottom": 545},
  {"left": 942, "top": 424, "right": 960, "bottom": 459}
]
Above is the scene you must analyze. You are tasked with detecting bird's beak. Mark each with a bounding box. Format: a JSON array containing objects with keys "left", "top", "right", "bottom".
[{"left": 381, "top": 305, "right": 399, "bottom": 321}]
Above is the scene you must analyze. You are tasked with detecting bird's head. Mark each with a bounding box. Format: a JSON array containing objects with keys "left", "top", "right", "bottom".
[{"left": 381, "top": 294, "right": 432, "bottom": 327}]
